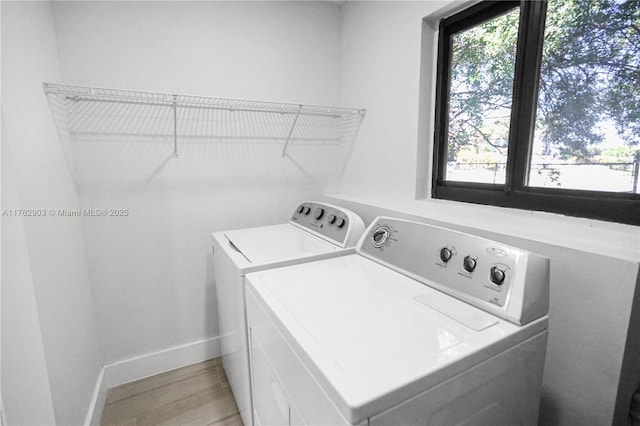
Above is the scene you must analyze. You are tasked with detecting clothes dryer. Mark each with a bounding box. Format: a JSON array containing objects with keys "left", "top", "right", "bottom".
[
  {"left": 246, "top": 216, "right": 549, "bottom": 426},
  {"left": 212, "top": 202, "right": 365, "bottom": 426}
]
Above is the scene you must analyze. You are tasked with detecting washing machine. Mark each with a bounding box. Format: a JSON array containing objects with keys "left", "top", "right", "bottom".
[
  {"left": 212, "top": 201, "right": 365, "bottom": 426},
  {"left": 245, "top": 216, "right": 549, "bottom": 426}
]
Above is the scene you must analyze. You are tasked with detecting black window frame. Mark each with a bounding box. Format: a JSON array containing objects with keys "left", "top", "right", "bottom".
[{"left": 432, "top": 0, "right": 640, "bottom": 225}]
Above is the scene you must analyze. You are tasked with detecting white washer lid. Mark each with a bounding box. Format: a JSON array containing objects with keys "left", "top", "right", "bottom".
[
  {"left": 246, "top": 254, "right": 547, "bottom": 423},
  {"left": 224, "top": 223, "right": 339, "bottom": 264}
]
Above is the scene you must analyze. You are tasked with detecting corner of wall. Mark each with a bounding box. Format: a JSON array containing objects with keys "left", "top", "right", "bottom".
[
  {"left": 613, "top": 265, "right": 640, "bottom": 424},
  {"left": 2, "top": 2, "right": 104, "bottom": 424},
  {"left": 415, "top": 15, "right": 440, "bottom": 200},
  {"left": 1, "top": 116, "right": 57, "bottom": 426}
]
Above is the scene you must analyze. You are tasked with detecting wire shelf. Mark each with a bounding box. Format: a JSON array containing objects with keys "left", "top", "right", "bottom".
[{"left": 43, "top": 83, "right": 366, "bottom": 160}]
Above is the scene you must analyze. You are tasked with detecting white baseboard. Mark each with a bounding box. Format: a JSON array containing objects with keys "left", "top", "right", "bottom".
[{"left": 84, "top": 336, "right": 221, "bottom": 425}]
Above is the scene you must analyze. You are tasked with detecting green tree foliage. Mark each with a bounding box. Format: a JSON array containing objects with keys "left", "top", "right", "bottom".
[
  {"left": 449, "top": 0, "right": 640, "bottom": 162},
  {"left": 449, "top": 8, "right": 519, "bottom": 161}
]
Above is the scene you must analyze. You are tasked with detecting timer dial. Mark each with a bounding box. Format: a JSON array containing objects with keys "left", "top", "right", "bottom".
[
  {"left": 314, "top": 208, "right": 324, "bottom": 220},
  {"left": 371, "top": 226, "right": 390, "bottom": 248}
]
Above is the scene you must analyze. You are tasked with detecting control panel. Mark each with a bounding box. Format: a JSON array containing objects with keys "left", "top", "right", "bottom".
[
  {"left": 290, "top": 202, "right": 364, "bottom": 248},
  {"left": 357, "top": 217, "right": 549, "bottom": 325}
]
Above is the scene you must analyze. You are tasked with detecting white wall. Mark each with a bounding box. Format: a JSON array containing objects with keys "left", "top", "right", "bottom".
[
  {"left": 336, "top": 1, "right": 640, "bottom": 424},
  {"left": 53, "top": 1, "right": 341, "bottom": 102},
  {"left": 1, "top": 2, "right": 103, "bottom": 424},
  {"left": 340, "top": 1, "right": 448, "bottom": 202},
  {"left": 1, "top": 117, "right": 57, "bottom": 426},
  {"left": 50, "top": 1, "right": 344, "bottom": 364}
]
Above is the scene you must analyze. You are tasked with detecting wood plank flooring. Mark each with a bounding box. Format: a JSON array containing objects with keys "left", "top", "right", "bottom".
[{"left": 101, "top": 358, "right": 243, "bottom": 426}]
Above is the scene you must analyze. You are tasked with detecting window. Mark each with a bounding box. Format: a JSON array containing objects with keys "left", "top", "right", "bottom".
[{"left": 433, "top": 0, "right": 640, "bottom": 225}]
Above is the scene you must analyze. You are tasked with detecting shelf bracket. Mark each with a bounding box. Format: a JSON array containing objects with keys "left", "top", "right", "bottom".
[
  {"left": 281, "top": 105, "right": 303, "bottom": 158},
  {"left": 172, "top": 94, "right": 179, "bottom": 158}
]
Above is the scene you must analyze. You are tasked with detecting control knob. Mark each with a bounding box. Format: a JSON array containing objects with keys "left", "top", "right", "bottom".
[
  {"left": 327, "top": 214, "right": 337, "bottom": 224},
  {"left": 371, "top": 226, "right": 390, "bottom": 248},
  {"left": 297, "top": 205, "right": 305, "bottom": 214},
  {"left": 440, "top": 247, "right": 453, "bottom": 263},
  {"left": 463, "top": 256, "right": 477, "bottom": 272},
  {"left": 304, "top": 206, "right": 311, "bottom": 215},
  {"left": 314, "top": 208, "right": 324, "bottom": 220},
  {"left": 336, "top": 218, "right": 346, "bottom": 228},
  {"left": 490, "top": 266, "right": 506, "bottom": 285}
]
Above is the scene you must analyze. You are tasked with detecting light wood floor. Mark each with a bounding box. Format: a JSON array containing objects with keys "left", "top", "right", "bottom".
[{"left": 101, "top": 357, "right": 243, "bottom": 426}]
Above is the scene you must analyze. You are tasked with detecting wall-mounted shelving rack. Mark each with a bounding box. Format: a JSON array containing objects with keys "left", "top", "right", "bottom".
[{"left": 43, "top": 83, "right": 366, "bottom": 160}]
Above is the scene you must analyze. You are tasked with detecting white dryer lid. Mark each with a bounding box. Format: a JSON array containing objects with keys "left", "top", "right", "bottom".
[
  {"left": 246, "top": 254, "right": 547, "bottom": 423},
  {"left": 224, "top": 223, "right": 339, "bottom": 264}
]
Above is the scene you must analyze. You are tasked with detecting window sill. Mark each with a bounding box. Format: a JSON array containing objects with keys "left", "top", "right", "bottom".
[{"left": 325, "top": 192, "right": 640, "bottom": 262}]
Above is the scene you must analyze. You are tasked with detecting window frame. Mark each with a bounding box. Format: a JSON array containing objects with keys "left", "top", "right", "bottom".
[{"left": 432, "top": 0, "right": 640, "bottom": 225}]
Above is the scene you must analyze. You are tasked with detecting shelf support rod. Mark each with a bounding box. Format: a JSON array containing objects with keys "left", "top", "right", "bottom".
[
  {"left": 281, "top": 105, "right": 303, "bottom": 158},
  {"left": 172, "top": 94, "right": 179, "bottom": 158}
]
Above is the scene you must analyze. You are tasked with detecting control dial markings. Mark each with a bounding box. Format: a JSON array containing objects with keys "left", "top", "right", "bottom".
[{"left": 371, "top": 226, "right": 391, "bottom": 248}]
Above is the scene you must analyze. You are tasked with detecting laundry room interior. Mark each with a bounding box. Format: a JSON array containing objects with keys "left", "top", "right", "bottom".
[{"left": 2, "top": 1, "right": 639, "bottom": 426}]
